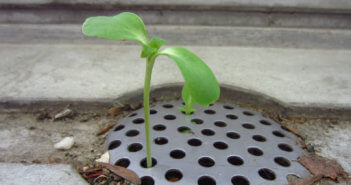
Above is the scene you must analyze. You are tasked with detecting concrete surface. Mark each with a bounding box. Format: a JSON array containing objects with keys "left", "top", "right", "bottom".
[
  {"left": 2, "top": 9, "right": 351, "bottom": 29},
  {"left": 1, "top": 0, "right": 351, "bottom": 13},
  {"left": 0, "top": 163, "right": 88, "bottom": 185},
  {"left": 0, "top": 44, "right": 350, "bottom": 110},
  {"left": 1, "top": 24, "right": 351, "bottom": 49}
]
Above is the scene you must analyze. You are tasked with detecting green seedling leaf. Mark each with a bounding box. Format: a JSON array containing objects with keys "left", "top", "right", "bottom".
[
  {"left": 82, "top": 12, "right": 149, "bottom": 45},
  {"left": 177, "top": 83, "right": 196, "bottom": 114},
  {"left": 149, "top": 37, "right": 167, "bottom": 50},
  {"left": 141, "top": 45, "right": 156, "bottom": 58},
  {"left": 159, "top": 47, "right": 220, "bottom": 107}
]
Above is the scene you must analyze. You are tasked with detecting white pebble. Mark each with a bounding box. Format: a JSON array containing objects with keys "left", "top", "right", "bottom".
[
  {"left": 54, "top": 137, "right": 74, "bottom": 150},
  {"left": 95, "top": 151, "right": 110, "bottom": 163}
]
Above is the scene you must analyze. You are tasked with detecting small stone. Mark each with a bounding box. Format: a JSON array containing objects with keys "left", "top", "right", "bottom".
[
  {"left": 54, "top": 108, "right": 74, "bottom": 121},
  {"left": 82, "top": 166, "right": 89, "bottom": 172},
  {"left": 54, "top": 137, "right": 75, "bottom": 150},
  {"left": 95, "top": 152, "right": 109, "bottom": 163}
]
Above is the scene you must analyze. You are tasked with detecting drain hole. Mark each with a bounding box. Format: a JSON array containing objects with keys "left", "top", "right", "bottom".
[
  {"left": 128, "top": 143, "right": 143, "bottom": 152},
  {"left": 252, "top": 135, "right": 266, "bottom": 142},
  {"left": 153, "top": 124, "right": 166, "bottom": 131},
  {"left": 278, "top": 143, "right": 293, "bottom": 152},
  {"left": 141, "top": 176, "right": 155, "bottom": 185},
  {"left": 242, "top": 123, "right": 255, "bottom": 129},
  {"left": 165, "top": 169, "right": 183, "bottom": 182},
  {"left": 140, "top": 157, "right": 157, "bottom": 168},
  {"left": 154, "top": 137, "right": 168, "bottom": 145},
  {"left": 248, "top": 147, "right": 263, "bottom": 156},
  {"left": 170, "top": 149, "right": 186, "bottom": 159},
  {"left": 163, "top": 104, "right": 173, "bottom": 108},
  {"left": 191, "top": 118, "right": 203, "bottom": 124},
  {"left": 227, "top": 132, "right": 240, "bottom": 139},
  {"left": 281, "top": 126, "right": 290, "bottom": 132},
  {"left": 150, "top": 109, "right": 157, "bottom": 114},
  {"left": 202, "top": 129, "right": 215, "bottom": 136},
  {"left": 228, "top": 156, "right": 244, "bottom": 166},
  {"left": 204, "top": 109, "right": 216, "bottom": 114},
  {"left": 214, "top": 121, "right": 227, "bottom": 127},
  {"left": 108, "top": 140, "right": 121, "bottom": 150},
  {"left": 178, "top": 126, "right": 192, "bottom": 133},
  {"left": 198, "top": 157, "right": 215, "bottom": 167},
  {"left": 273, "top": 131, "right": 285, "bottom": 137},
  {"left": 243, "top": 111, "right": 254, "bottom": 116},
  {"left": 274, "top": 157, "right": 291, "bottom": 167},
  {"left": 258, "top": 168, "right": 276, "bottom": 180},
  {"left": 129, "top": 113, "right": 137, "bottom": 117},
  {"left": 114, "top": 125, "right": 125, "bottom": 131},
  {"left": 213, "top": 141, "right": 228, "bottom": 150},
  {"left": 231, "top": 176, "right": 250, "bottom": 185},
  {"left": 188, "top": 138, "right": 202, "bottom": 146},
  {"left": 223, "top": 105, "right": 234, "bottom": 109},
  {"left": 164, "top": 114, "right": 176, "bottom": 120},
  {"left": 133, "top": 118, "right": 144, "bottom": 124},
  {"left": 226, "top": 114, "right": 238, "bottom": 120},
  {"left": 260, "top": 120, "right": 272, "bottom": 125},
  {"left": 198, "top": 176, "right": 216, "bottom": 185},
  {"left": 115, "top": 158, "right": 130, "bottom": 168},
  {"left": 126, "top": 130, "right": 139, "bottom": 137}
]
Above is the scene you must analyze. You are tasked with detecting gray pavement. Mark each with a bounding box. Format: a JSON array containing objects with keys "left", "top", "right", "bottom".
[
  {"left": 1, "top": 44, "right": 350, "bottom": 109},
  {"left": 0, "top": 163, "right": 88, "bottom": 185},
  {"left": 2, "top": 0, "right": 351, "bottom": 13}
]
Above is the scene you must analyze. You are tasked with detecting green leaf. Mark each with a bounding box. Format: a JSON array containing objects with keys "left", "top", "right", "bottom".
[
  {"left": 158, "top": 47, "right": 220, "bottom": 106},
  {"left": 82, "top": 12, "right": 149, "bottom": 45},
  {"left": 141, "top": 45, "right": 156, "bottom": 58},
  {"left": 178, "top": 83, "right": 196, "bottom": 114},
  {"left": 149, "top": 37, "right": 167, "bottom": 50}
]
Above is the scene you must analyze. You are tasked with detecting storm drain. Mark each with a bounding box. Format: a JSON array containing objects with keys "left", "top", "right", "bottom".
[{"left": 106, "top": 101, "right": 310, "bottom": 185}]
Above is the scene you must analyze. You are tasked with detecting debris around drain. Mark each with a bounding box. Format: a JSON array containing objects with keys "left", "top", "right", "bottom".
[
  {"left": 53, "top": 108, "right": 75, "bottom": 121},
  {"left": 78, "top": 163, "right": 127, "bottom": 185},
  {"left": 298, "top": 155, "right": 349, "bottom": 183},
  {"left": 95, "top": 152, "right": 110, "bottom": 163},
  {"left": 54, "top": 136, "right": 75, "bottom": 150},
  {"left": 100, "top": 163, "right": 141, "bottom": 185},
  {"left": 107, "top": 107, "right": 122, "bottom": 116},
  {"left": 288, "top": 117, "right": 306, "bottom": 124},
  {"left": 281, "top": 125, "right": 304, "bottom": 139},
  {"left": 97, "top": 124, "right": 115, "bottom": 136}
]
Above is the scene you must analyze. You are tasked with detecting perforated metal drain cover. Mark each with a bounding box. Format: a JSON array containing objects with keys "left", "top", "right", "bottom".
[{"left": 106, "top": 101, "right": 310, "bottom": 185}]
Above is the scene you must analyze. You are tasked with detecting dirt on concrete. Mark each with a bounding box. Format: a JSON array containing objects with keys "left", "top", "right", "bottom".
[{"left": 0, "top": 108, "right": 129, "bottom": 167}]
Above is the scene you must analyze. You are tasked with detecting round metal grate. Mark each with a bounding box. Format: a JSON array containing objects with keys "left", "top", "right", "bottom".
[{"left": 106, "top": 101, "right": 310, "bottom": 185}]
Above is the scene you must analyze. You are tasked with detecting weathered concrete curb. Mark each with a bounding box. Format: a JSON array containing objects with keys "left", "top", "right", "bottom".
[
  {"left": 0, "top": 163, "right": 88, "bottom": 185},
  {"left": 1, "top": 0, "right": 351, "bottom": 13},
  {"left": 1, "top": 24, "right": 351, "bottom": 49}
]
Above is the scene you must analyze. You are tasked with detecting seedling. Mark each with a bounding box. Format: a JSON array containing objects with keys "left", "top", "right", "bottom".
[{"left": 82, "top": 12, "right": 220, "bottom": 168}]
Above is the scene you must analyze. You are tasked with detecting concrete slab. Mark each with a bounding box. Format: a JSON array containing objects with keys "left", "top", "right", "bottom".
[
  {"left": 1, "top": 24, "right": 351, "bottom": 49},
  {"left": 1, "top": 0, "right": 351, "bottom": 13},
  {"left": 0, "top": 163, "right": 88, "bottom": 185},
  {"left": 0, "top": 44, "right": 350, "bottom": 109}
]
